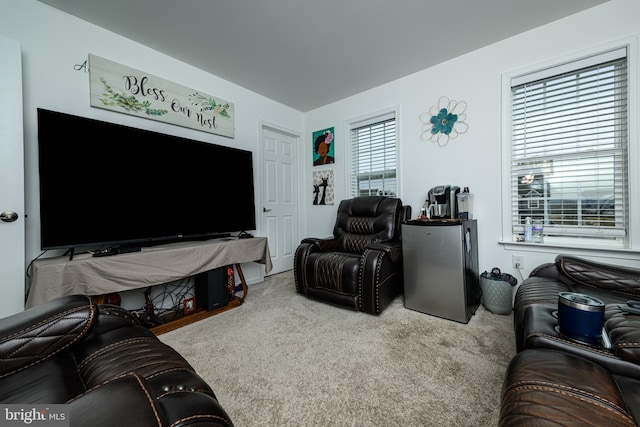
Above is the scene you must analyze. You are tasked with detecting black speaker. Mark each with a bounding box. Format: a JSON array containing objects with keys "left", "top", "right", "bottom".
[{"left": 195, "top": 267, "right": 229, "bottom": 311}]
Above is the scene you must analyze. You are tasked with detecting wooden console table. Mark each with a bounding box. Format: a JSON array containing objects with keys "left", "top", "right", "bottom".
[{"left": 26, "top": 237, "right": 272, "bottom": 331}]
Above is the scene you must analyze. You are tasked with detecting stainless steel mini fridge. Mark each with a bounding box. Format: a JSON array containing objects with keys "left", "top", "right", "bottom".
[{"left": 401, "top": 219, "right": 480, "bottom": 323}]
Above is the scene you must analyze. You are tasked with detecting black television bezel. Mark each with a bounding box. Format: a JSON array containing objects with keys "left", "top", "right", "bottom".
[{"left": 37, "top": 108, "right": 257, "bottom": 251}]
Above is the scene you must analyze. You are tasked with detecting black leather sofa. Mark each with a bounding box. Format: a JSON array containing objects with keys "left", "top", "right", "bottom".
[
  {"left": 500, "top": 255, "right": 640, "bottom": 426},
  {"left": 0, "top": 295, "right": 233, "bottom": 427}
]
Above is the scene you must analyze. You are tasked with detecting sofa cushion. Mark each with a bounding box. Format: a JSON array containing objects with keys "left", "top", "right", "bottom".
[{"left": 308, "top": 251, "right": 360, "bottom": 295}]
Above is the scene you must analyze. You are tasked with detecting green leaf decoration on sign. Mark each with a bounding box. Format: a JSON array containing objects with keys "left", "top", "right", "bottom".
[
  {"left": 189, "top": 92, "right": 232, "bottom": 119},
  {"left": 99, "top": 78, "right": 168, "bottom": 116}
]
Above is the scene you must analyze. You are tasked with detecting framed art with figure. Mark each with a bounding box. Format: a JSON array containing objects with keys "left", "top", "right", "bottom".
[
  {"left": 312, "top": 127, "right": 335, "bottom": 166},
  {"left": 312, "top": 170, "right": 334, "bottom": 206}
]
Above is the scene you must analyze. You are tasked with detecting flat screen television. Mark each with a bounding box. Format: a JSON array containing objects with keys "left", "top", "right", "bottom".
[{"left": 37, "top": 108, "right": 256, "bottom": 251}]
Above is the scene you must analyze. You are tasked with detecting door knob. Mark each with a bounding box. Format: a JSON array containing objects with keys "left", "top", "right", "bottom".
[
  {"left": 0, "top": 211, "right": 18, "bottom": 223},
  {"left": 263, "top": 207, "right": 272, "bottom": 212}
]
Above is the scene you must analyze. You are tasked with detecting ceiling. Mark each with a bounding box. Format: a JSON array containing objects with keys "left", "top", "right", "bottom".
[{"left": 38, "top": 0, "right": 608, "bottom": 112}]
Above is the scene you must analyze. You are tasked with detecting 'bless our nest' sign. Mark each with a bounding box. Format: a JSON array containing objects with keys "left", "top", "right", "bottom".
[{"left": 89, "top": 54, "right": 235, "bottom": 138}]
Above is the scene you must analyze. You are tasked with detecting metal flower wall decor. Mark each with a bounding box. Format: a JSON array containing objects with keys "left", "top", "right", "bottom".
[{"left": 420, "top": 96, "right": 469, "bottom": 146}]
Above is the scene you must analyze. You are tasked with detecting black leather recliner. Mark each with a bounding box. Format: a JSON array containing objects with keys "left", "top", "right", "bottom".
[
  {"left": 294, "top": 196, "right": 408, "bottom": 314},
  {"left": 0, "top": 295, "right": 234, "bottom": 427}
]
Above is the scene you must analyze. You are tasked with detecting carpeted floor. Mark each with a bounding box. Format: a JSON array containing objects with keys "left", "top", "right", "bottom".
[{"left": 159, "top": 271, "right": 516, "bottom": 426}]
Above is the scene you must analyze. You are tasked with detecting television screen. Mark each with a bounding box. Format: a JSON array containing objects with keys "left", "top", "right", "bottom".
[{"left": 37, "top": 108, "right": 256, "bottom": 250}]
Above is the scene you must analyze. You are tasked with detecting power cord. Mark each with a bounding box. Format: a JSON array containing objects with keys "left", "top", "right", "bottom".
[{"left": 514, "top": 267, "right": 525, "bottom": 284}]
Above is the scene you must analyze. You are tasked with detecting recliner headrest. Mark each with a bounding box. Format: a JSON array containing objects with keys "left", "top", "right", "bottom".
[{"left": 333, "top": 196, "right": 402, "bottom": 252}]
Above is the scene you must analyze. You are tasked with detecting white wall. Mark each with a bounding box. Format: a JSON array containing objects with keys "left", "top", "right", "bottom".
[
  {"left": 0, "top": 0, "right": 305, "bottom": 286},
  {"left": 303, "top": 0, "right": 640, "bottom": 278},
  {"left": 2, "top": 0, "right": 640, "bottom": 301}
]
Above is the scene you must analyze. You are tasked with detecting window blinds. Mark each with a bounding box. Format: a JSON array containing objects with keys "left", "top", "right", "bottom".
[
  {"left": 350, "top": 115, "right": 397, "bottom": 198},
  {"left": 510, "top": 49, "right": 628, "bottom": 241}
]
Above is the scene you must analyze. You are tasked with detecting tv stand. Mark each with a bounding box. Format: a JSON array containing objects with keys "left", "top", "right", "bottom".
[{"left": 27, "top": 238, "right": 272, "bottom": 332}]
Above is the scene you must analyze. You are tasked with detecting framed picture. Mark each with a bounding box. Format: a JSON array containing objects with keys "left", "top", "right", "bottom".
[
  {"left": 312, "top": 127, "right": 335, "bottom": 166},
  {"left": 312, "top": 170, "right": 334, "bottom": 206},
  {"left": 183, "top": 297, "right": 196, "bottom": 315}
]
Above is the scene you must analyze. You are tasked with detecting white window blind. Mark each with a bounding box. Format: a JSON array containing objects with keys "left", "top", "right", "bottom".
[
  {"left": 510, "top": 48, "right": 629, "bottom": 243},
  {"left": 350, "top": 113, "right": 397, "bottom": 198}
]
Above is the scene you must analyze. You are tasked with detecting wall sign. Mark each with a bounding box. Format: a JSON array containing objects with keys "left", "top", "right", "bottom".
[{"left": 89, "top": 54, "right": 234, "bottom": 138}]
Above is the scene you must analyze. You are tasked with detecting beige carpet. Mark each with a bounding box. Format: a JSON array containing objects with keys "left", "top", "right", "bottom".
[{"left": 159, "top": 271, "right": 516, "bottom": 426}]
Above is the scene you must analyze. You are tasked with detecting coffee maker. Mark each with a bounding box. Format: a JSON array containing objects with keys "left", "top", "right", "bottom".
[{"left": 427, "top": 185, "right": 460, "bottom": 219}]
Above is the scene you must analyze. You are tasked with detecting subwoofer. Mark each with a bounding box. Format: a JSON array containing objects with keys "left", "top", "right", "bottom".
[{"left": 195, "top": 266, "right": 230, "bottom": 311}]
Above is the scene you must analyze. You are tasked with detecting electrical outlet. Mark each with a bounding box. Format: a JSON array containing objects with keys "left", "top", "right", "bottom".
[{"left": 512, "top": 255, "right": 524, "bottom": 270}]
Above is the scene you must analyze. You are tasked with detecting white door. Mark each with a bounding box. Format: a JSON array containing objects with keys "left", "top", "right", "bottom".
[
  {"left": 0, "top": 36, "right": 25, "bottom": 317},
  {"left": 261, "top": 126, "right": 299, "bottom": 274}
]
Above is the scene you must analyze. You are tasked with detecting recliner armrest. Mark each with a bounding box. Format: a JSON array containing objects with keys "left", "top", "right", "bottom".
[
  {"left": 367, "top": 241, "right": 402, "bottom": 263},
  {"left": 0, "top": 295, "right": 96, "bottom": 377},
  {"left": 300, "top": 237, "right": 341, "bottom": 252}
]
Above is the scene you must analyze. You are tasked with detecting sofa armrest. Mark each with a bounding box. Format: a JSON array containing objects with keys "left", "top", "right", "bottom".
[
  {"left": 606, "top": 305, "right": 640, "bottom": 366},
  {"left": 0, "top": 295, "right": 96, "bottom": 377},
  {"left": 529, "top": 262, "right": 558, "bottom": 279},
  {"left": 69, "top": 373, "right": 234, "bottom": 427},
  {"left": 556, "top": 255, "right": 640, "bottom": 298}
]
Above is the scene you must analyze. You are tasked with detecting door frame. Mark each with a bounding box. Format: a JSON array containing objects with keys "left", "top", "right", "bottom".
[
  {"left": 0, "top": 35, "right": 25, "bottom": 316},
  {"left": 258, "top": 120, "right": 303, "bottom": 274}
]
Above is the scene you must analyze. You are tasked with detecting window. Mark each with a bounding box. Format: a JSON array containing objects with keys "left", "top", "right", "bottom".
[
  {"left": 349, "top": 111, "right": 397, "bottom": 198},
  {"left": 508, "top": 47, "right": 629, "bottom": 246}
]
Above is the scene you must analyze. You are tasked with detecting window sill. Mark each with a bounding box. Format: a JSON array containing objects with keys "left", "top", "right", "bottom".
[{"left": 499, "top": 240, "right": 640, "bottom": 261}]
